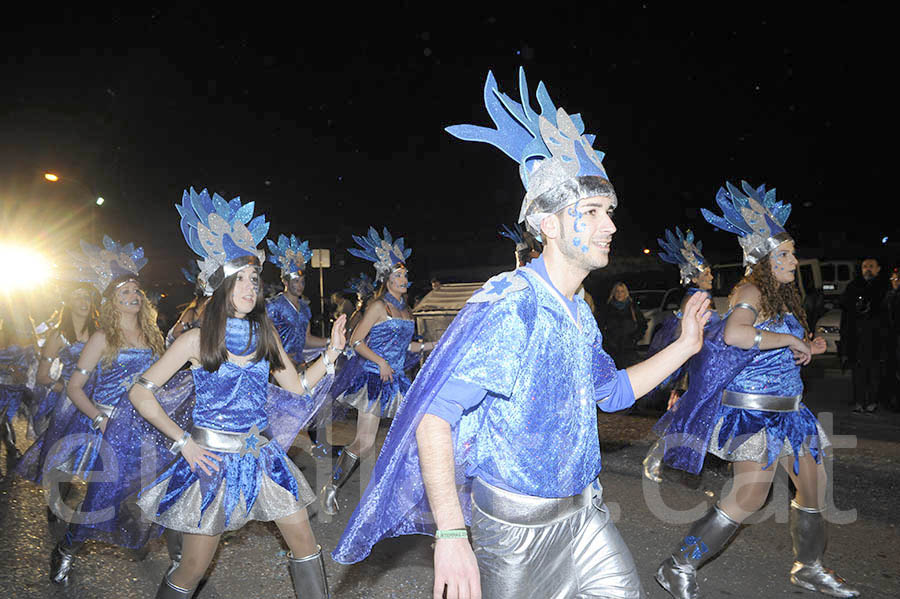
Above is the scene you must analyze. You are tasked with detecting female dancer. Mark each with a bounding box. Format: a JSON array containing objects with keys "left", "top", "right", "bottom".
[
  {"left": 130, "top": 188, "right": 345, "bottom": 598},
  {"left": 45, "top": 237, "right": 165, "bottom": 584},
  {"left": 166, "top": 262, "right": 210, "bottom": 346},
  {"left": 0, "top": 305, "right": 37, "bottom": 466},
  {"left": 643, "top": 227, "right": 717, "bottom": 481},
  {"left": 319, "top": 227, "right": 432, "bottom": 516},
  {"left": 31, "top": 284, "right": 99, "bottom": 435},
  {"left": 654, "top": 181, "right": 858, "bottom": 598}
]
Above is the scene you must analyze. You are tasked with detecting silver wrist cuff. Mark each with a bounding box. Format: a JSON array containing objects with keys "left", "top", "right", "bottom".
[
  {"left": 91, "top": 412, "right": 109, "bottom": 430},
  {"left": 75, "top": 367, "right": 93, "bottom": 377},
  {"left": 169, "top": 431, "right": 191, "bottom": 455},
  {"left": 321, "top": 351, "right": 335, "bottom": 375},
  {"left": 300, "top": 371, "right": 311, "bottom": 394}
]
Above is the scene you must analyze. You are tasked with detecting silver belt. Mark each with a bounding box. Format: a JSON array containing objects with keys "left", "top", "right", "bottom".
[
  {"left": 93, "top": 402, "right": 116, "bottom": 418},
  {"left": 191, "top": 425, "right": 271, "bottom": 457},
  {"left": 471, "top": 477, "right": 593, "bottom": 526},
  {"left": 721, "top": 390, "right": 802, "bottom": 412}
]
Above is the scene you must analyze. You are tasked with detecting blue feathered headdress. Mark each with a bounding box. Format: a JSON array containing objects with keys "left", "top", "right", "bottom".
[
  {"left": 344, "top": 273, "right": 375, "bottom": 300},
  {"left": 499, "top": 223, "right": 528, "bottom": 250},
  {"left": 267, "top": 234, "right": 312, "bottom": 277},
  {"left": 67, "top": 235, "right": 148, "bottom": 294},
  {"left": 176, "top": 187, "right": 269, "bottom": 290},
  {"left": 701, "top": 180, "right": 792, "bottom": 266},
  {"left": 657, "top": 227, "right": 708, "bottom": 286},
  {"left": 348, "top": 227, "right": 411, "bottom": 282},
  {"left": 446, "top": 67, "right": 613, "bottom": 234}
]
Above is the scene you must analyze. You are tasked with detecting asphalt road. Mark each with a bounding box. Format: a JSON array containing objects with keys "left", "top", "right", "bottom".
[{"left": 1, "top": 360, "right": 897, "bottom": 598}]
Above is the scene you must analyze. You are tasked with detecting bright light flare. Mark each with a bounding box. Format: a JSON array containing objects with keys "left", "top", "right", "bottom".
[
  {"left": 0, "top": 244, "right": 53, "bottom": 291},
  {"left": 96, "top": 197, "right": 105, "bottom": 206},
  {"left": 44, "top": 173, "right": 59, "bottom": 182},
  {"left": 642, "top": 248, "right": 651, "bottom": 254}
]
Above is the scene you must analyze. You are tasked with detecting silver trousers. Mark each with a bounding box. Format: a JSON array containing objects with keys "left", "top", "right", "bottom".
[{"left": 470, "top": 478, "right": 645, "bottom": 599}]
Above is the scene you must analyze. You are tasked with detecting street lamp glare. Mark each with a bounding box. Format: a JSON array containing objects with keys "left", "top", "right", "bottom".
[
  {"left": 44, "top": 173, "right": 59, "bottom": 182},
  {"left": 96, "top": 197, "right": 105, "bottom": 206}
]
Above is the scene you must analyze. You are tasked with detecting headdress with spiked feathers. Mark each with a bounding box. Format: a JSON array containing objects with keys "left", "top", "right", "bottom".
[
  {"left": 177, "top": 187, "right": 269, "bottom": 291},
  {"left": 67, "top": 235, "right": 148, "bottom": 295},
  {"left": 347, "top": 227, "right": 411, "bottom": 283},
  {"left": 446, "top": 67, "right": 614, "bottom": 236},
  {"left": 499, "top": 223, "right": 529, "bottom": 252},
  {"left": 701, "top": 180, "right": 792, "bottom": 267},
  {"left": 657, "top": 227, "right": 709, "bottom": 286},
  {"left": 267, "top": 234, "right": 312, "bottom": 280},
  {"left": 344, "top": 273, "right": 375, "bottom": 302},
  {"left": 180, "top": 260, "right": 211, "bottom": 297}
]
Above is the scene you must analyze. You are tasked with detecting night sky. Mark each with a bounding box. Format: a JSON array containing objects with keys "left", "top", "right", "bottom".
[{"left": 1, "top": 4, "right": 893, "bottom": 290}]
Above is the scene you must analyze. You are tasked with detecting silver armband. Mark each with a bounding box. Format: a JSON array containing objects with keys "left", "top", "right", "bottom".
[
  {"left": 133, "top": 375, "right": 160, "bottom": 393},
  {"left": 75, "top": 367, "right": 94, "bottom": 377},
  {"left": 41, "top": 355, "right": 55, "bottom": 364},
  {"left": 733, "top": 302, "right": 759, "bottom": 320},
  {"left": 753, "top": 330, "right": 763, "bottom": 348},
  {"left": 169, "top": 431, "right": 191, "bottom": 455}
]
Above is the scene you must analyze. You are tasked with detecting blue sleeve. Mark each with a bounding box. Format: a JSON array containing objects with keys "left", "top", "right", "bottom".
[
  {"left": 451, "top": 292, "right": 533, "bottom": 398},
  {"left": 267, "top": 300, "right": 285, "bottom": 333},
  {"left": 425, "top": 377, "right": 488, "bottom": 425},
  {"left": 596, "top": 369, "right": 636, "bottom": 413}
]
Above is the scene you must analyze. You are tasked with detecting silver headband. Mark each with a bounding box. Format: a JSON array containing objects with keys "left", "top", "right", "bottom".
[
  {"left": 522, "top": 176, "right": 617, "bottom": 236},
  {"left": 744, "top": 231, "right": 793, "bottom": 265},
  {"left": 207, "top": 254, "right": 262, "bottom": 291}
]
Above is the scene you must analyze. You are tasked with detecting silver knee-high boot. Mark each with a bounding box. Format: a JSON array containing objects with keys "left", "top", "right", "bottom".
[
  {"left": 643, "top": 439, "right": 664, "bottom": 483},
  {"left": 288, "top": 546, "right": 329, "bottom": 598},
  {"left": 789, "top": 501, "right": 859, "bottom": 597},
  {"left": 656, "top": 504, "right": 740, "bottom": 599},
  {"left": 49, "top": 535, "right": 83, "bottom": 585},
  {"left": 319, "top": 449, "right": 359, "bottom": 516},
  {"left": 155, "top": 571, "right": 195, "bottom": 599}
]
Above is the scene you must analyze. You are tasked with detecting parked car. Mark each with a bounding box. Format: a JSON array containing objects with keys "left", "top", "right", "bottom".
[
  {"left": 814, "top": 308, "right": 841, "bottom": 354},
  {"left": 632, "top": 288, "right": 686, "bottom": 348},
  {"left": 711, "top": 258, "right": 824, "bottom": 319},
  {"left": 820, "top": 260, "right": 855, "bottom": 305}
]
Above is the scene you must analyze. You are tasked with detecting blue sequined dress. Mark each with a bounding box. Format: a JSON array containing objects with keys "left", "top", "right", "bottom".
[
  {"left": 645, "top": 288, "right": 721, "bottom": 393},
  {"left": 654, "top": 313, "right": 830, "bottom": 475},
  {"left": 331, "top": 317, "right": 416, "bottom": 418},
  {"left": 31, "top": 338, "right": 85, "bottom": 436},
  {"left": 0, "top": 344, "right": 37, "bottom": 427},
  {"left": 28, "top": 347, "right": 160, "bottom": 548},
  {"left": 266, "top": 293, "right": 313, "bottom": 364},
  {"left": 137, "top": 327, "right": 322, "bottom": 535},
  {"left": 16, "top": 339, "right": 89, "bottom": 482}
]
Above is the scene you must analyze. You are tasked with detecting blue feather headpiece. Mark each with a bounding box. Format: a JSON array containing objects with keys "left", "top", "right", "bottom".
[
  {"left": 67, "top": 235, "right": 148, "bottom": 294},
  {"left": 344, "top": 273, "right": 375, "bottom": 300},
  {"left": 701, "top": 180, "right": 792, "bottom": 266},
  {"left": 348, "top": 227, "right": 412, "bottom": 282},
  {"left": 446, "top": 67, "right": 614, "bottom": 235},
  {"left": 657, "top": 227, "right": 709, "bottom": 286},
  {"left": 180, "top": 260, "right": 211, "bottom": 297},
  {"left": 499, "top": 223, "right": 528, "bottom": 251},
  {"left": 176, "top": 187, "right": 269, "bottom": 291},
  {"left": 267, "top": 234, "right": 312, "bottom": 278}
]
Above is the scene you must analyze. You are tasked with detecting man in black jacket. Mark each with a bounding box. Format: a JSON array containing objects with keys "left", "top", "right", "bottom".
[{"left": 840, "top": 257, "right": 889, "bottom": 412}]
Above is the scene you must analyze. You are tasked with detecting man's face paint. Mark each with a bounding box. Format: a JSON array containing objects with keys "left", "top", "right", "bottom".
[{"left": 567, "top": 200, "right": 590, "bottom": 254}]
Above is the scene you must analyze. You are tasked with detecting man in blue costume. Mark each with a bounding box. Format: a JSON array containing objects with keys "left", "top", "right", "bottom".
[
  {"left": 266, "top": 234, "right": 331, "bottom": 455},
  {"left": 332, "top": 69, "right": 711, "bottom": 599},
  {"left": 266, "top": 234, "right": 328, "bottom": 366}
]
